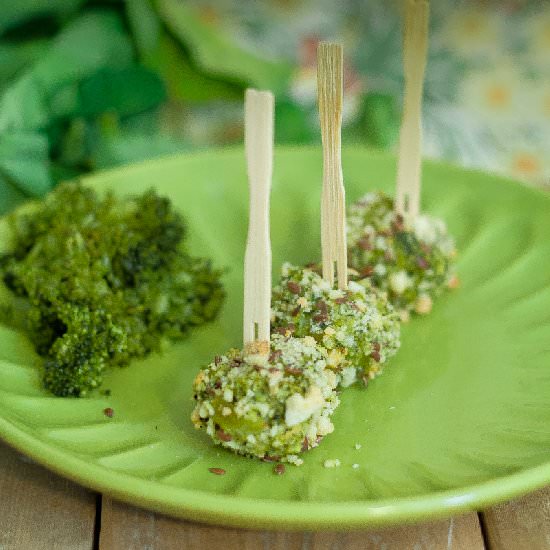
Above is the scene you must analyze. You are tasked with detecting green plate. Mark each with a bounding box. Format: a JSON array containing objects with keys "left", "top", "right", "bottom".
[{"left": 0, "top": 147, "right": 549, "bottom": 530}]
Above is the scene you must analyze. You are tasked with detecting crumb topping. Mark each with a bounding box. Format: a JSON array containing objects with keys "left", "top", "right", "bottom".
[
  {"left": 271, "top": 264, "right": 401, "bottom": 384},
  {"left": 191, "top": 334, "right": 339, "bottom": 463},
  {"left": 347, "top": 191, "right": 457, "bottom": 315}
]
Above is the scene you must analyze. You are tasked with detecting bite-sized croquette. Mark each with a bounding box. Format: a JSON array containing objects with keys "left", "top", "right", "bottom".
[
  {"left": 191, "top": 335, "right": 339, "bottom": 464},
  {"left": 347, "top": 191, "right": 457, "bottom": 318},
  {"left": 272, "top": 263, "right": 400, "bottom": 386}
]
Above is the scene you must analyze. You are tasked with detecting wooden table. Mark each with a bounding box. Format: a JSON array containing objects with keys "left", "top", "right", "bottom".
[{"left": 1, "top": 441, "right": 549, "bottom": 549}]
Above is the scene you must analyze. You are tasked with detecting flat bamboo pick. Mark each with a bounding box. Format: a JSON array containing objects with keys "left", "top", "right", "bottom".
[
  {"left": 243, "top": 89, "right": 274, "bottom": 354},
  {"left": 317, "top": 42, "right": 348, "bottom": 290},
  {"left": 395, "top": 0, "right": 429, "bottom": 223}
]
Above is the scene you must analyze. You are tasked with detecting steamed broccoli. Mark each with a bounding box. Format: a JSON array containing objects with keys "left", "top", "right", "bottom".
[
  {"left": 0, "top": 182, "right": 225, "bottom": 397},
  {"left": 42, "top": 304, "right": 127, "bottom": 397}
]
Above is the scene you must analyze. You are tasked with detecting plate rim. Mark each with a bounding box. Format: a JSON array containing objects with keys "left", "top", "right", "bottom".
[
  {"left": 3, "top": 411, "right": 550, "bottom": 530},
  {"left": 1, "top": 146, "right": 549, "bottom": 530}
]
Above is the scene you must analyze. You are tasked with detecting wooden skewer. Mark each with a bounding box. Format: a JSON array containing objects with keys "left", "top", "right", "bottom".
[
  {"left": 317, "top": 42, "right": 348, "bottom": 290},
  {"left": 243, "top": 88, "right": 274, "bottom": 355},
  {"left": 395, "top": 0, "right": 430, "bottom": 223}
]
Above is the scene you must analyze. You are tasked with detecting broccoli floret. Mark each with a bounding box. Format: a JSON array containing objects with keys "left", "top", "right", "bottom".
[
  {"left": 43, "top": 305, "right": 127, "bottom": 397},
  {"left": 0, "top": 182, "right": 225, "bottom": 397}
]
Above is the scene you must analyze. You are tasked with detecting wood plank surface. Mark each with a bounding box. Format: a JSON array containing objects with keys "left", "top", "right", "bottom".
[
  {"left": 481, "top": 486, "right": 550, "bottom": 550},
  {"left": 4, "top": 434, "right": 550, "bottom": 550},
  {"left": 0, "top": 441, "right": 96, "bottom": 550},
  {"left": 309, "top": 514, "right": 485, "bottom": 549},
  {"left": 100, "top": 497, "right": 485, "bottom": 550}
]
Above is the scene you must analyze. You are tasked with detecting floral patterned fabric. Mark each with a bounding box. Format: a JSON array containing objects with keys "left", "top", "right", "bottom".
[{"left": 182, "top": 0, "right": 550, "bottom": 190}]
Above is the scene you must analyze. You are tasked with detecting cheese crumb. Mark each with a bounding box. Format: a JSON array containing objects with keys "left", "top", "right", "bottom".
[
  {"left": 326, "top": 348, "right": 345, "bottom": 369},
  {"left": 287, "top": 455, "right": 304, "bottom": 466},
  {"left": 389, "top": 270, "right": 412, "bottom": 295},
  {"left": 223, "top": 388, "right": 233, "bottom": 402},
  {"left": 414, "top": 294, "right": 433, "bottom": 315},
  {"left": 317, "top": 416, "right": 334, "bottom": 436},
  {"left": 285, "top": 385, "right": 324, "bottom": 427},
  {"left": 303, "top": 335, "right": 317, "bottom": 348},
  {"left": 340, "top": 366, "right": 357, "bottom": 388},
  {"left": 324, "top": 458, "right": 341, "bottom": 468},
  {"left": 413, "top": 215, "right": 437, "bottom": 245},
  {"left": 354, "top": 443, "right": 362, "bottom": 450},
  {"left": 352, "top": 463, "right": 360, "bottom": 469}
]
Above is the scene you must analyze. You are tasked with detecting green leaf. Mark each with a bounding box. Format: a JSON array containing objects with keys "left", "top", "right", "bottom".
[
  {"left": 0, "top": 0, "right": 85, "bottom": 36},
  {"left": 0, "top": 11, "right": 134, "bottom": 132},
  {"left": 0, "top": 175, "right": 28, "bottom": 215},
  {"left": 126, "top": 0, "right": 242, "bottom": 102},
  {"left": 148, "top": 33, "right": 242, "bottom": 102},
  {"left": 154, "top": 0, "right": 292, "bottom": 93},
  {"left": 56, "top": 117, "right": 90, "bottom": 169},
  {"left": 0, "top": 132, "right": 51, "bottom": 197},
  {"left": 125, "top": 0, "right": 162, "bottom": 58},
  {"left": 78, "top": 66, "right": 166, "bottom": 118},
  {"left": 49, "top": 161, "right": 83, "bottom": 185},
  {"left": 0, "top": 39, "right": 51, "bottom": 88}
]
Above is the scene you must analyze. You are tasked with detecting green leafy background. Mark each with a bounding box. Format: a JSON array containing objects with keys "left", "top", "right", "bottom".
[{"left": 1, "top": 0, "right": 548, "bottom": 215}]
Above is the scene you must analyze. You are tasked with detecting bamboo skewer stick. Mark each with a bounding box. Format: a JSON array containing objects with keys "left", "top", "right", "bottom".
[
  {"left": 395, "top": 0, "right": 430, "bottom": 223},
  {"left": 243, "top": 89, "right": 274, "bottom": 354},
  {"left": 317, "top": 42, "right": 348, "bottom": 291}
]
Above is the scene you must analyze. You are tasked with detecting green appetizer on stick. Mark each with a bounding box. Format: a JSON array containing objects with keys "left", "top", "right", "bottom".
[
  {"left": 346, "top": 0, "right": 458, "bottom": 319},
  {"left": 347, "top": 191, "right": 457, "bottom": 318},
  {"left": 192, "top": 89, "right": 340, "bottom": 464},
  {"left": 271, "top": 43, "right": 401, "bottom": 387}
]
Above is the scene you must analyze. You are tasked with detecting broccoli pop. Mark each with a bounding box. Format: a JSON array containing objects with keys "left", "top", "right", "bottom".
[
  {"left": 192, "top": 89, "right": 339, "bottom": 464},
  {"left": 271, "top": 43, "right": 400, "bottom": 387},
  {"left": 346, "top": 1, "right": 458, "bottom": 319}
]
